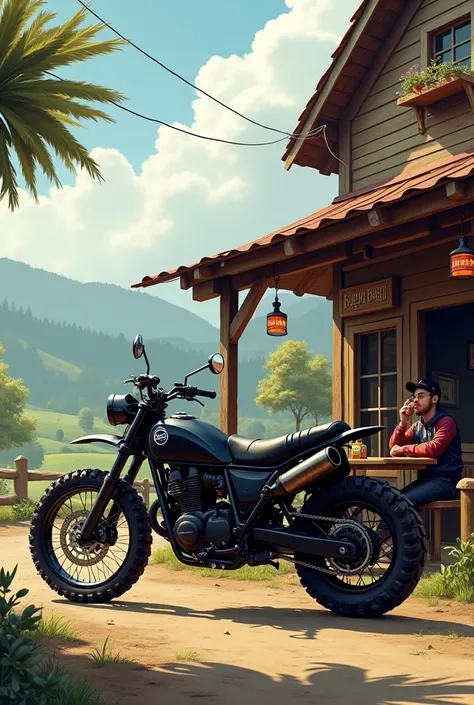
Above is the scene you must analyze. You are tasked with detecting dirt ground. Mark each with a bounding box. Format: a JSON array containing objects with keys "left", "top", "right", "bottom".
[{"left": 2, "top": 522, "right": 474, "bottom": 705}]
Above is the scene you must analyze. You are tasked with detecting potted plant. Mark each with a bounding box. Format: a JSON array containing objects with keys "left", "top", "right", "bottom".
[{"left": 397, "top": 60, "right": 474, "bottom": 98}]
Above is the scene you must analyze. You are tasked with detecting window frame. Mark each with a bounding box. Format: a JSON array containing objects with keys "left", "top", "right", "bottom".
[
  {"left": 345, "top": 317, "right": 403, "bottom": 458},
  {"left": 420, "top": 5, "right": 474, "bottom": 71}
]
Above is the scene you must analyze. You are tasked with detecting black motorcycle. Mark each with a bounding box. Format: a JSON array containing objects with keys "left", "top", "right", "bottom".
[{"left": 29, "top": 335, "right": 426, "bottom": 618}]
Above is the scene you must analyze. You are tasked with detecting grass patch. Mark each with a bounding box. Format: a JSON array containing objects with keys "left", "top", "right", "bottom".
[
  {"left": 409, "top": 649, "right": 427, "bottom": 656},
  {"left": 448, "top": 631, "right": 465, "bottom": 640},
  {"left": 176, "top": 650, "right": 200, "bottom": 662},
  {"left": 35, "top": 614, "right": 80, "bottom": 641},
  {"left": 37, "top": 660, "right": 113, "bottom": 705},
  {"left": 151, "top": 544, "right": 295, "bottom": 581},
  {"left": 88, "top": 636, "right": 131, "bottom": 668},
  {"left": 414, "top": 572, "right": 447, "bottom": 600},
  {"left": 0, "top": 505, "right": 14, "bottom": 522}
]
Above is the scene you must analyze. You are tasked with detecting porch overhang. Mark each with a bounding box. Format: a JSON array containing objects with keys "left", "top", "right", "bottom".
[{"left": 132, "top": 151, "right": 474, "bottom": 302}]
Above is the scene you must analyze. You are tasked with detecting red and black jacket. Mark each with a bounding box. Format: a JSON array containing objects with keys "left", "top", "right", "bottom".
[{"left": 389, "top": 408, "right": 463, "bottom": 481}]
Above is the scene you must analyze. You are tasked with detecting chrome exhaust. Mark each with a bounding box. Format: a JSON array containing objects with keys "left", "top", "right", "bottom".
[{"left": 270, "top": 446, "right": 342, "bottom": 497}]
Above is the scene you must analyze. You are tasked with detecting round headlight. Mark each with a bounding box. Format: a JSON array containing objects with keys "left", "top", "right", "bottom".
[{"left": 107, "top": 393, "right": 139, "bottom": 426}]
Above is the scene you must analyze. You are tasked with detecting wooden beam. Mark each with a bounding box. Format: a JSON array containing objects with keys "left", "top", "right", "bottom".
[
  {"left": 283, "top": 238, "right": 305, "bottom": 256},
  {"left": 332, "top": 264, "right": 344, "bottom": 421},
  {"left": 368, "top": 208, "right": 390, "bottom": 227},
  {"left": 343, "top": 220, "right": 474, "bottom": 272},
  {"left": 231, "top": 243, "right": 351, "bottom": 293},
  {"left": 294, "top": 269, "right": 325, "bottom": 297},
  {"left": 352, "top": 217, "right": 432, "bottom": 253},
  {"left": 220, "top": 279, "right": 239, "bottom": 436},
  {"left": 284, "top": 0, "right": 381, "bottom": 170},
  {"left": 229, "top": 280, "right": 268, "bottom": 345},
  {"left": 191, "top": 279, "right": 222, "bottom": 302},
  {"left": 446, "top": 181, "right": 468, "bottom": 201}
]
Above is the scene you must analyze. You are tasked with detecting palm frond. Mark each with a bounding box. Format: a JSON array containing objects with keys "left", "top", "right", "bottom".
[{"left": 0, "top": 0, "right": 126, "bottom": 210}]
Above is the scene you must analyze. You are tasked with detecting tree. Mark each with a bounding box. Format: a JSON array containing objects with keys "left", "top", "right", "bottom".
[
  {"left": 0, "top": 1, "right": 125, "bottom": 211},
  {"left": 0, "top": 345, "right": 36, "bottom": 451},
  {"left": 77, "top": 407, "right": 94, "bottom": 434},
  {"left": 55, "top": 429, "right": 64, "bottom": 442},
  {"left": 255, "top": 340, "right": 332, "bottom": 432},
  {"left": 0, "top": 440, "right": 44, "bottom": 469}
]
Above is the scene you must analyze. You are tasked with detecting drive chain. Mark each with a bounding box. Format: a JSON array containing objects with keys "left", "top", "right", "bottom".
[{"left": 277, "top": 512, "right": 374, "bottom": 576}]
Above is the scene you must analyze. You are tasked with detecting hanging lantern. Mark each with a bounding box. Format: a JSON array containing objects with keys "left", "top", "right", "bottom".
[
  {"left": 267, "top": 276, "right": 287, "bottom": 336},
  {"left": 450, "top": 211, "right": 474, "bottom": 279}
]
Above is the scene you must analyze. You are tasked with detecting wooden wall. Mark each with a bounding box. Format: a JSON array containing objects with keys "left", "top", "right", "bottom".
[
  {"left": 351, "top": 0, "right": 474, "bottom": 190},
  {"left": 336, "top": 240, "right": 474, "bottom": 473}
]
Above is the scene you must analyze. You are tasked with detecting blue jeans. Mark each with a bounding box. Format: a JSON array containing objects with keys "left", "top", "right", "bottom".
[{"left": 401, "top": 476, "right": 459, "bottom": 509}]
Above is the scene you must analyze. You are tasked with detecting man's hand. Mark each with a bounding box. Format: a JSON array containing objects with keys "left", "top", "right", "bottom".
[
  {"left": 399, "top": 398, "right": 414, "bottom": 427},
  {"left": 390, "top": 445, "right": 405, "bottom": 457}
]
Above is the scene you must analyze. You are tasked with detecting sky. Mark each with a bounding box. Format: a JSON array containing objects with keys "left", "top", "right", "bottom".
[{"left": 0, "top": 0, "right": 361, "bottom": 324}]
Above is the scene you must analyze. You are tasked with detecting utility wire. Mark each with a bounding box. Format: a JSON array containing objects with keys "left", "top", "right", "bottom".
[
  {"left": 46, "top": 71, "right": 325, "bottom": 147},
  {"left": 76, "top": 0, "right": 316, "bottom": 140}
]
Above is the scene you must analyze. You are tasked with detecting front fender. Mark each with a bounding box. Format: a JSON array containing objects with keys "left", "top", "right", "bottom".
[{"left": 70, "top": 434, "right": 124, "bottom": 448}]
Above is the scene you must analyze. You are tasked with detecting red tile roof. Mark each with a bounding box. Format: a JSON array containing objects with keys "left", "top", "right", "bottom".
[{"left": 132, "top": 150, "right": 474, "bottom": 289}]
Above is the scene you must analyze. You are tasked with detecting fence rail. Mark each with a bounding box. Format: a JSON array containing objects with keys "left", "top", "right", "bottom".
[{"left": 0, "top": 455, "right": 150, "bottom": 508}]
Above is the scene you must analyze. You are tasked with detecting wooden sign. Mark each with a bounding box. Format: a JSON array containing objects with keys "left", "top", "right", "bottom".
[{"left": 339, "top": 278, "right": 398, "bottom": 318}]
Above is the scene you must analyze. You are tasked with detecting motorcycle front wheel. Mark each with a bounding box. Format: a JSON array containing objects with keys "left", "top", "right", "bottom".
[
  {"left": 292, "top": 475, "right": 427, "bottom": 618},
  {"left": 29, "top": 468, "right": 152, "bottom": 603}
]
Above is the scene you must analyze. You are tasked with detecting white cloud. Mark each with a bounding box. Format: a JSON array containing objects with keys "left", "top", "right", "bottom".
[{"left": 0, "top": 0, "right": 360, "bottom": 321}]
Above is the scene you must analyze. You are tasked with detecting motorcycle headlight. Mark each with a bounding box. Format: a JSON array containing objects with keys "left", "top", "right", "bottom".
[{"left": 107, "top": 393, "right": 139, "bottom": 426}]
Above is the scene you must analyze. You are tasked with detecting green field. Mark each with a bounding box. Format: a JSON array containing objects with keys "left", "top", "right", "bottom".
[
  {"left": 28, "top": 407, "right": 116, "bottom": 447},
  {"left": 28, "top": 453, "right": 117, "bottom": 501},
  {"left": 36, "top": 350, "right": 82, "bottom": 381}
]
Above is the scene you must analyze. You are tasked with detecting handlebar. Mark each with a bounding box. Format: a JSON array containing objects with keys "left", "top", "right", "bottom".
[{"left": 193, "top": 388, "right": 217, "bottom": 400}]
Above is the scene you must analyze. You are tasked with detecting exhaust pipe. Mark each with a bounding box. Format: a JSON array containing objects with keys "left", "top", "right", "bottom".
[{"left": 270, "top": 446, "right": 342, "bottom": 497}]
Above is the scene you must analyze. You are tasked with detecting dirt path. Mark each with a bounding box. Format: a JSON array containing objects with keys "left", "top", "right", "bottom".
[{"left": 2, "top": 522, "right": 474, "bottom": 705}]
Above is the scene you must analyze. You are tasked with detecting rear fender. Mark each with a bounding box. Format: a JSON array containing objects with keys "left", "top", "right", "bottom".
[{"left": 70, "top": 434, "right": 124, "bottom": 448}]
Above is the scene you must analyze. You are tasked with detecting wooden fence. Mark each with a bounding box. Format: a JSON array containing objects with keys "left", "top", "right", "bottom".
[{"left": 0, "top": 455, "right": 151, "bottom": 508}]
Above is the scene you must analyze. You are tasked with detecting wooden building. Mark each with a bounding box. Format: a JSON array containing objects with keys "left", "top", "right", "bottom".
[{"left": 133, "top": 0, "right": 474, "bottom": 494}]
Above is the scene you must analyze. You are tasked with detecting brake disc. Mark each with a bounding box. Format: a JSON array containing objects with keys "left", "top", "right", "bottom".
[{"left": 59, "top": 510, "right": 109, "bottom": 567}]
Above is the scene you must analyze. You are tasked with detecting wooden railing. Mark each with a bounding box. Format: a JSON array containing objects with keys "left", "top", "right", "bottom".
[{"left": 0, "top": 456, "right": 151, "bottom": 508}]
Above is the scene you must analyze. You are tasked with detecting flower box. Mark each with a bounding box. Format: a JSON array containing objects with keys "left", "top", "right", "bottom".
[{"left": 397, "top": 73, "right": 474, "bottom": 134}]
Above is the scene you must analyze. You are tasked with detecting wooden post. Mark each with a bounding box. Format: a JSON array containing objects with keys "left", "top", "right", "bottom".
[
  {"left": 141, "top": 478, "right": 150, "bottom": 508},
  {"left": 220, "top": 278, "right": 239, "bottom": 435},
  {"left": 332, "top": 264, "right": 344, "bottom": 421},
  {"left": 14, "top": 456, "right": 28, "bottom": 502},
  {"left": 457, "top": 478, "right": 474, "bottom": 541}
]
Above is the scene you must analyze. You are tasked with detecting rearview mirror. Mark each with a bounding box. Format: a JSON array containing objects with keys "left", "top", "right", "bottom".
[
  {"left": 208, "top": 353, "right": 224, "bottom": 375},
  {"left": 133, "top": 334, "right": 144, "bottom": 360}
]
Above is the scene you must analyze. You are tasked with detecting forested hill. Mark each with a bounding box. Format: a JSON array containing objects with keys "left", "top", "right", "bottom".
[{"left": 0, "top": 300, "right": 267, "bottom": 417}]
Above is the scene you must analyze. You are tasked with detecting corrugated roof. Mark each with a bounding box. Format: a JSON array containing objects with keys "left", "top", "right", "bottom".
[{"left": 132, "top": 150, "right": 474, "bottom": 289}]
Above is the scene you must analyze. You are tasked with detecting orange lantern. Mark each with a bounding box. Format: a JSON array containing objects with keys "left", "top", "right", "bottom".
[
  {"left": 450, "top": 210, "right": 474, "bottom": 279},
  {"left": 450, "top": 236, "right": 474, "bottom": 279},
  {"left": 267, "top": 276, "right": 287, "bottom": 336}
]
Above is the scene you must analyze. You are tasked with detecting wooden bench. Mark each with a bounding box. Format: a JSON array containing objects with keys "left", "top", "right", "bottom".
[{"left": 419, "top": 500, "right": 460, "bottom": 562}]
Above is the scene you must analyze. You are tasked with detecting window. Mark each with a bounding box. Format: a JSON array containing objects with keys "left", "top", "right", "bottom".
[
  {"left": 358, "top": 329, "right": 398, "bottom": 457},
  {"left": 432, "top": 18, "right": 471, "bottom": 68}
]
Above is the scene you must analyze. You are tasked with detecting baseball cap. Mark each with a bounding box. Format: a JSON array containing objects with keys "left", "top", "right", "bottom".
[{"left": 405, "top": 378, "right": 441, "bottom": 398}]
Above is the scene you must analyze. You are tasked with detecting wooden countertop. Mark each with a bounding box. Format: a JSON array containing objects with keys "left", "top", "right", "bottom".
[{"left": 350, "top": 457, "right": 437, "bottom": 466}]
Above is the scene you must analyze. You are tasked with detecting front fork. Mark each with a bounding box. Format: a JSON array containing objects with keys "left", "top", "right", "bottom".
[{"left": 78, "top": 405, "right": 149, "bottom": 544}]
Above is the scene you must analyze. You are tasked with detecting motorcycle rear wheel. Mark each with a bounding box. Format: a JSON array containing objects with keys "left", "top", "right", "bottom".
[
  {"left": 292, "top": 475, "right": 426, "bottom": 618},
  {"left": 29, "top": 468, "right": 152, "bottom": 603}
]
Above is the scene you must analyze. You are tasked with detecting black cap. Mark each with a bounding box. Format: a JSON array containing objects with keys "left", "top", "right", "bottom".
[{"left": 405, "top": 378, "right": 441, "bottom": 398}]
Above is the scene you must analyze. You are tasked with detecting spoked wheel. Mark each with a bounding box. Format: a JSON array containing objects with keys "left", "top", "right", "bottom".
[
  {"left": 292, "top": 475, "right": 426, "bottom": 618},
  {"left": 29, "top": 469, "right": 152, "bottom": 603}
]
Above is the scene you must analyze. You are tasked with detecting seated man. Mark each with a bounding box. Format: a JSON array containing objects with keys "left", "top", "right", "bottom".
[{"left": 389, "top": 378, "right": 463, "bottom": 508}]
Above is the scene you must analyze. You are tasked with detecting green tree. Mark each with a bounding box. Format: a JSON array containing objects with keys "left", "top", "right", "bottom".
[
  {"left": 55, "top": 428, "right": 64, "bottom": 441},
  {"left": 255, "top": 340, "right": 332, "bottom": 432},
  {"left": 0, "top": 0, "right": 125, "bottom": 211},
  {"left": 77, "top": 407, "right": 94, "bottom": 434},
  {"left": 0, "top": 345, "right": 35, "bottom": 450}
]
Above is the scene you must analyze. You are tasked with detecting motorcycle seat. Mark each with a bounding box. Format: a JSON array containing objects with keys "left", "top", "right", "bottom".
[{"left": 227, "top": 421, "right": 351, "bottom": 467}]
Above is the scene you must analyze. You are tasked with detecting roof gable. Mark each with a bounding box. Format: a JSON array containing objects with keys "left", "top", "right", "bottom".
[{"left": 282, "top": 0, "right": 419, "bottom": 175}]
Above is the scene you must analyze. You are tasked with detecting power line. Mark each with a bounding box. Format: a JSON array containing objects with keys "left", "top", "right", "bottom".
[
  {"left": 45, "top": 71, "right": 325, "bottom": 147},
  {"left": 76, "top": 0, "right": 310, "bottom": 139}
]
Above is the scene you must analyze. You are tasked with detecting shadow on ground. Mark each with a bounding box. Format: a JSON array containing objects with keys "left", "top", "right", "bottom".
[
  {"left": 54, "top": 652, "right": 474, "bottom": 705},
  {"left": 57, "top": 599, "right": 474, "bottom": 642}
]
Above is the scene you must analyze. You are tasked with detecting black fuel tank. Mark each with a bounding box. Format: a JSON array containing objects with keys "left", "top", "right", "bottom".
[{"left": 148, "top": 416, "right": 232, "bottom": 465}]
